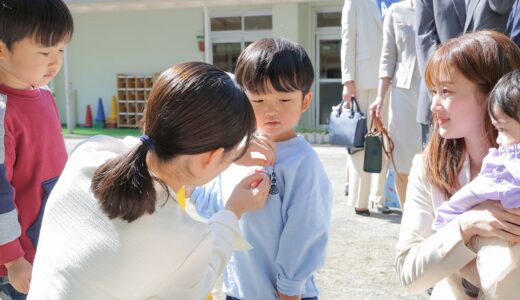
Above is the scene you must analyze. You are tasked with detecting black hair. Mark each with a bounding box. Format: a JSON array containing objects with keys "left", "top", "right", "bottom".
[
  {"left": 488, "top": 69, "right": 520, "bottom": 123},
  {"left": 91, "top": 62, "right": 256, "bottom": 222},
  {"left": 234, "top": 38, "right": 314, "bottom": 95},
  {"left": 0, "top": 0, "right": 74, "bottom": 50}
]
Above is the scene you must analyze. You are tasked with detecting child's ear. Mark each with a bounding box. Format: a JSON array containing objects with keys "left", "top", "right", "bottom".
[
  {"left": 0, "top": 41, "right": 8, "bottom": 60},
  {"left": 301, "top": 91, "right": 313, "bottom": 113}
]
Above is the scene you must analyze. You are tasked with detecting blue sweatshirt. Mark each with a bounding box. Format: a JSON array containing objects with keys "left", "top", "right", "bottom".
[{"left": 191, "top": 136, "right": 333, "bottom": 299}]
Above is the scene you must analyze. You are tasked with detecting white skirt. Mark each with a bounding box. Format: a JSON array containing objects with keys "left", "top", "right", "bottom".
[{"left": 388, "top": 75, "right": 422, "bottom": 173}]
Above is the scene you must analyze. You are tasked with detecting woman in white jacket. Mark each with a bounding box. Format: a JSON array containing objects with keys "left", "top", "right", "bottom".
[
  {"left": 395, "top": 31, "right": 520, "bottom": 299},
  {"left": 27, "top": 62, "right": 272, "bottom": 299},
  {"left": 369, "top": 0, "right": 421, "bottom": 208}
]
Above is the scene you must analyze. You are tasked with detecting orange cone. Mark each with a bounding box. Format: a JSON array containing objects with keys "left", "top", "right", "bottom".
[{"left": 82, "top": 104, "right": 93, "bottom": 128}]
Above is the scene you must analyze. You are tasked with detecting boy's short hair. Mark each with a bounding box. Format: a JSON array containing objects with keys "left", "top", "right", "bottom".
[
  {"left": 235, "top": 38, "right": 314, "bottom": 95},
  {"left": 0, "top": 0, "right": 73, "bottom": 50},
  {"left": 488, "top": 69, "right": 520, "bottom": 122}
]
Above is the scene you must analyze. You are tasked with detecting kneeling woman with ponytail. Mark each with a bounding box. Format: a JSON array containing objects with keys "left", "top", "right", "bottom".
[{"left": 27, "top": 62, "right": 271, "bottom": 299}]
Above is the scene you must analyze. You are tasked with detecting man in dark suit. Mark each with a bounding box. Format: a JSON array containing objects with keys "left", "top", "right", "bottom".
[
  {"left": 415, "top": 0, "right": 466, "bottom": 146},
  {"left": 508, "top": 0, "right": 520, "bottom": 46},
  {"left": 465, "top": 0, "right": 514, "bottom": 33}
]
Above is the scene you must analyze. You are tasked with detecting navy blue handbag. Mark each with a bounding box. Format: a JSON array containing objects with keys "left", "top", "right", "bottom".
[{"left": 328, "top": 97, "right": 367, "bottom": 148}]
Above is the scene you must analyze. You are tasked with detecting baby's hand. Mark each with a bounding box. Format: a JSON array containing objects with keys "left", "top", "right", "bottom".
[{"left": 5, "top": 257, "right": 32, "bottom": 294}]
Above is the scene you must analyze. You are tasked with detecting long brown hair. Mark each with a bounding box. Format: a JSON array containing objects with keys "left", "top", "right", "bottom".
[
  {"left": 424, "top": 30, "right": 520, "bottom": 197},
  {"left": 91, "top": 62, "right": 255, "bottom": 222}
]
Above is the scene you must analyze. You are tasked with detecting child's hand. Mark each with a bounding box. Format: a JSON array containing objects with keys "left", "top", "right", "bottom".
[
  {"left": 278, "top": 291, "right": 302, "bottom": 300},
  {"left": 225, "top": 172, "right": 270, "bottom": 219},
  {"left": 5, "top": 257, "right": 32, "bottom": 294},
  {"left": 235, "top": 135, "right": 275, "bottom": 167}
]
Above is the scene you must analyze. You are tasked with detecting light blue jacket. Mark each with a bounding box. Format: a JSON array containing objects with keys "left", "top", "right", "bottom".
[{"left": 191, "top": 136, "right": 333, "bottom": 299}]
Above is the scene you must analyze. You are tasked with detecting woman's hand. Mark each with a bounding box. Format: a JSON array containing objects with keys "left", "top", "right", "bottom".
[
  {"left": 235, "top": 135, "right": 275, "bottom": 167},
  {"left": 225, "top": 172, "right": 270, "bottom": 219},
  {"left": 369, "top": 96, "right": 384, "bottom": 119},
  {"left": 459, "top": 200, "right": 520, "bottom": 244},
  {"left": 342, "top": 81, "right": 357, "bottom": 102}
]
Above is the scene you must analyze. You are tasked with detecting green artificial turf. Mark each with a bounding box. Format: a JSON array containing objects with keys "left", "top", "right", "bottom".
[{"left": 62, "top": 126, "right": 141, "bottom": 137}]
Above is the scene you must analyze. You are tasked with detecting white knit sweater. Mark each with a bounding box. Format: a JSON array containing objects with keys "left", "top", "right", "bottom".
[{"left": 28, "top": 136, "right": 248, "bottom": 300}]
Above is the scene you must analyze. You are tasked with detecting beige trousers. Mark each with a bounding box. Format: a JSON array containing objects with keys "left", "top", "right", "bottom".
[{"left": 346, "top": 89, "right": 388, "bottom": 209}]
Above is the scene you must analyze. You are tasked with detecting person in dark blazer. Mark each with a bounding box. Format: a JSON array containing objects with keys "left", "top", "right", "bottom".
[
  {"left": 464, "top": 0, "right": 514, "bottom": 33},
  {"left": 415, "top": 0, "right": 466, "bottom": 146},
  {"left": 508, "top": 0, "right": 520, "bottom": 47}
]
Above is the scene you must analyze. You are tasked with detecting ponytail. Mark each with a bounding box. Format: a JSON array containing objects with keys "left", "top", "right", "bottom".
[{"left": 91, "top": 143, "right": 157, "bottom": 222}]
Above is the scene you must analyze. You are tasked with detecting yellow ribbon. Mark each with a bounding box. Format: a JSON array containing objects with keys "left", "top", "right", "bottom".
[{"left": 177, "top": 185, "right": 186, "bottom": 209}]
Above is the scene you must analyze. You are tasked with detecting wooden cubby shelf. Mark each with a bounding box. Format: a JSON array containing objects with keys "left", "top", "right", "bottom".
[{"left": 116, "top": 73, "right": 156, "bottom": 128}]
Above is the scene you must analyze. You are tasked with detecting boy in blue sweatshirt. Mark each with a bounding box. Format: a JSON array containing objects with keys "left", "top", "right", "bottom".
[{"left": 191, "top": 38, "right": 332, "bottom": 300}]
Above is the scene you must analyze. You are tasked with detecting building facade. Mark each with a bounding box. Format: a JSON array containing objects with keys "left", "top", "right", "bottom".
[{"left": 56, "top": 0, "right": 343, "bottom": 129}]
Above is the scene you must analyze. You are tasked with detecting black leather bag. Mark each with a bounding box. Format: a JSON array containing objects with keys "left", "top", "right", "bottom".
[
  {"left": 363, "top": 131, "right": 383, "bottom": 173},
  {"left": 328, "top": 97, "right": 367, "bottom": 148},
  {"left": 363, "top": 116, "right": 395, "bottom": 173}
]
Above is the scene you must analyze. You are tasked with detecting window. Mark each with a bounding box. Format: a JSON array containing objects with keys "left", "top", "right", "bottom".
[
  {"left": 317, "top": 12, "right": 341, "bottom": 28},
  {"left": 212, "top": 42, "right": 242, "bottom": 73},
  {"left": 210, "top": 12, "right": 272, "bottom": 72},
  {"left": 244, "top": 15, "right": 272, "bottom": 30},
  {"left": 211, "top": 14, "right": 272, "bottom": 32},
  {"left": 317, "top": 39, "right": 342, "bottom": 124},
  {"left": 211, "top": 17, "right": 242, "bottom": 31}
]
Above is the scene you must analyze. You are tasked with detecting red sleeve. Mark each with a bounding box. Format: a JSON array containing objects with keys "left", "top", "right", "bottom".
[{"left": 0, "top": 104, "right": 24, "bottom": 265}]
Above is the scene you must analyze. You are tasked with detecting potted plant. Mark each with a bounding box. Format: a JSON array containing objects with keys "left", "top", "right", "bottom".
[
  {"left": 296, "top": 127, "right": 315, "bottom": 144},
  {"left": 314, "top": 128, "right": 324, "bottom": 144},
  {"left": 323, "top": 127, "right": 330, "bottom": 144}
]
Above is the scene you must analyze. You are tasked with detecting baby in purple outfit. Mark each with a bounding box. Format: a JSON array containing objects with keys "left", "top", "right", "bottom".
[{"left": 433, "top": 70, "right": 520, "bottom": 299}]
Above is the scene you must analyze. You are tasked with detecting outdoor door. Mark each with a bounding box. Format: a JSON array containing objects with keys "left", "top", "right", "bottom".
[{"left": 316, "top": 34, "right": 342, "bottom": 126}]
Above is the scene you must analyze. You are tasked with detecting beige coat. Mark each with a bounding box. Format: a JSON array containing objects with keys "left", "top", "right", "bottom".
[
  {"left": 379, "top": 1, "right": 417, "bottom": 90},
  {"left": 340, "top": 0, "right": 383, "bottom": 90},
  {"left": 379, "top": 1, "right": 422, "bottom": 173},
  {"left": 396, "top": 155, "right": 478, "bottom": 299}
]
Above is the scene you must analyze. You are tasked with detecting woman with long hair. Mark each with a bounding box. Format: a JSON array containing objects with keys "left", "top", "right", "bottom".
[
  {"left": 28, "top": 62, "right": 271, "bottom": 299},
  {"left": 396, "top": 31, "right": 520, "bottom": 298}
]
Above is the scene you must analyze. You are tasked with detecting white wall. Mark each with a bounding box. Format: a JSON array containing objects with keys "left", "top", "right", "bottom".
[
  {"left": 54, "top": 1, "right": 342, "bottom": 128},
  {"left": 54, "top": 8, "right": 204, "bottom": 125}
]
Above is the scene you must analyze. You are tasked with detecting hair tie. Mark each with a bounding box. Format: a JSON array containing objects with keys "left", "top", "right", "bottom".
[{"left": 139, "top": 135, "right": 155, "bottom": 150}]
